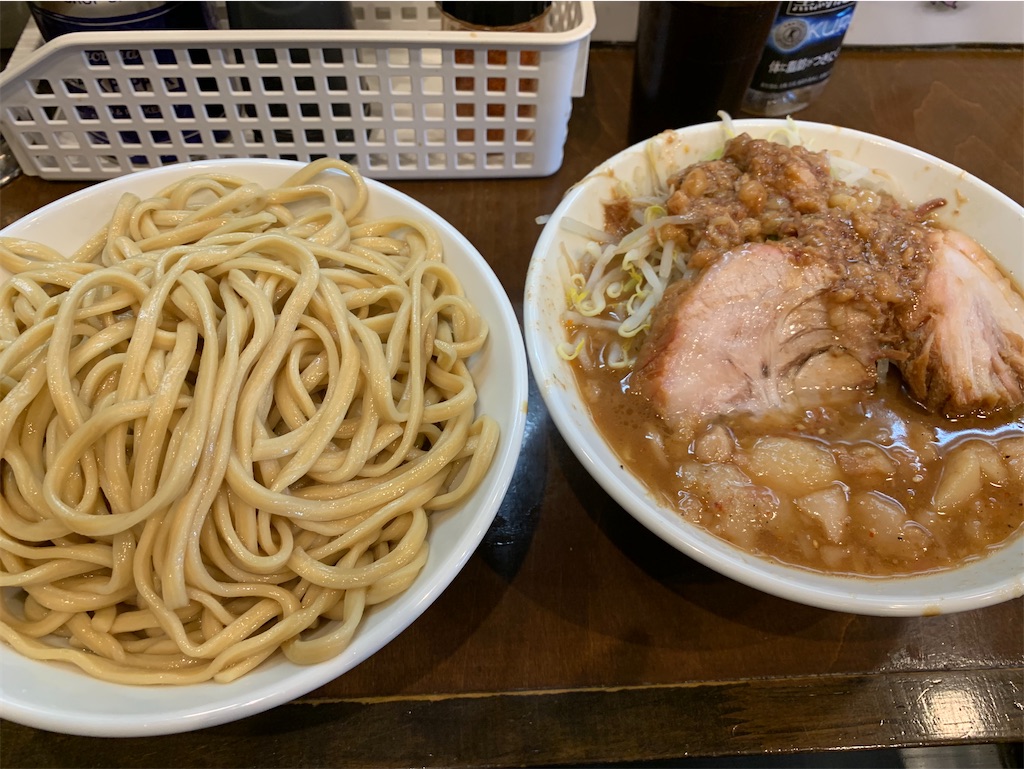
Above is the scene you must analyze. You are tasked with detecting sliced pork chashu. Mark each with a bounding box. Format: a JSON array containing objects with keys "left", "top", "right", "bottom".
[
  {"left": 634, "top": 229, "right": 1024, "bottom": 435},
  {"left": 899, "top": 229, "right": 1024, "bottom": 416},
  {"left": 633, "top": 243, "right": 878, "bottom": 435},
  {"left": 629, "top": 134, "right": 1024, "bottom": 435}
]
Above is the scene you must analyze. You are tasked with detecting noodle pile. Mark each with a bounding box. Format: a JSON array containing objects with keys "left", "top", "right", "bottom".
[{"left": 0, "top": 159, "right": 498, "bottom": 684}]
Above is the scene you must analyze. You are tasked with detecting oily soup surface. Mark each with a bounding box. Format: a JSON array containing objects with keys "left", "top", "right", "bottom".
[{"left": 577, "top": 363, "right": 1023, "bottom": 576}]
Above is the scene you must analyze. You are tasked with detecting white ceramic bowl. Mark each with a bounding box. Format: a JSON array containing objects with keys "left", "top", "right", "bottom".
[
  {"left": 525, "top": 119, "right": 1024, "bottom": 617},
  {"left": 0, "top": 160, "right": 528, "bottom": 736}
]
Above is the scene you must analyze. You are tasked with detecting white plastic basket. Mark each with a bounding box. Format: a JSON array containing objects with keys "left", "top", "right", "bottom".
[{"left": 0, "top": 1, "right": 595, "bottom": 181}]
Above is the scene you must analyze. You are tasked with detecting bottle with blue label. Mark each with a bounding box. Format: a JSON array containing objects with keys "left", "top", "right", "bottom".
[{"left": 741, "top": 1, "right": 856, "bottom": 117}]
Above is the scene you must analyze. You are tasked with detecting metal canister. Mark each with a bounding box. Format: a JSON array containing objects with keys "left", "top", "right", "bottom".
[{"left": 27, "top": 2, "right": 214, "bottom": 41}]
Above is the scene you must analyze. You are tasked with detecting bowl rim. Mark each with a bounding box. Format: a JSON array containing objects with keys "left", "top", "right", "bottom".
[
  {"left": 524, "top": 119, "right": 1024, "bottom": 617},
  {"left": 0, "top": 158, "right": 530, "bottom": 736}
]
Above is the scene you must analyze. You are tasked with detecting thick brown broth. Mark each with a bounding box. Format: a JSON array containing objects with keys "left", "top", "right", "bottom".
[{"left": 573, "top": 351, "right": 1024, "bottom": 576}]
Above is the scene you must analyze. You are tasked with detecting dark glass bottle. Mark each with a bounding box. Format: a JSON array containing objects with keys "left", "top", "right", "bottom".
[{"left": 628, "top": 1, "right": 779, "bottom": 145}]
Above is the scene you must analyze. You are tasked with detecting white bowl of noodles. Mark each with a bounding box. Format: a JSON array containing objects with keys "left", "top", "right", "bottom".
[
  {"left": 525, "top": 119, "right": 1024, "bottom": 616},
  {"left": 0, "top": 159, "right": 528, "bottom": 735}
]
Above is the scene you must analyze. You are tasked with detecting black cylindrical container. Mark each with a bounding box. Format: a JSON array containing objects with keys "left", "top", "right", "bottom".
[
  {"left": 436, "top": 2, "right": 551, "bottom": 31},
  {"left": 628, "top": 1, "right": 779, "bottom": 145},
  {"left": 227, "top": 2, "right": 355, "bottom": 30},
  {"left": 27, "top": 1, "right": 213, "bottom": 41}
]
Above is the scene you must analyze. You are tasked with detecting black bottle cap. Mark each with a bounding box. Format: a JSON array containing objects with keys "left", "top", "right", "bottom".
[
  {"left": 228, "top": 1, "right": 354, "bottom": 30},
  {"left": 437, "top": 2, "right": 552, "bottom": 29}
]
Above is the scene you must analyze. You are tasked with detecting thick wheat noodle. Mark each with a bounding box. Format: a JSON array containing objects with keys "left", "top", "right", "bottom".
[{"left": 0, "top": 158, "right": 498, "bottom": 683}]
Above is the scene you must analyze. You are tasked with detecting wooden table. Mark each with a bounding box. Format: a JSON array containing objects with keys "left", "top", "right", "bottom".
[{"left": 1, "top": 45, "right": 1022, "bottom": 768}]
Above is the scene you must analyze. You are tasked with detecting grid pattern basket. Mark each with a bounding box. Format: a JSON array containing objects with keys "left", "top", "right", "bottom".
[{"left": 0, "top": 1, "right": 595, "bottom": 181}]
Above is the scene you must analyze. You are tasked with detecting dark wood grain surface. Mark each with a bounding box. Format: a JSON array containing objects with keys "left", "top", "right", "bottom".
[{"left": 1, "top": 45, "right": 1022, "bottom": 768}]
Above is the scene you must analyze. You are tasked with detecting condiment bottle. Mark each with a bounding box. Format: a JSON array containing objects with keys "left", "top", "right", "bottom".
[
  {"left": 628, "top": 2, "right": 779, "bottom": 144},
  {"left": 227, "top": 2, "right": 354, "bottom": 30},
  {"left": 26, "top": 1, "right": 214, "bottom": 41},
  {"left": 436, "top": 2, "right": 552, "bottom": 32},
  {"left": 742, "top": 1, "right": 857, "bottom": 116},
  {"left": 435, "top": 2, "right": 552, "bottom": 145}
]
